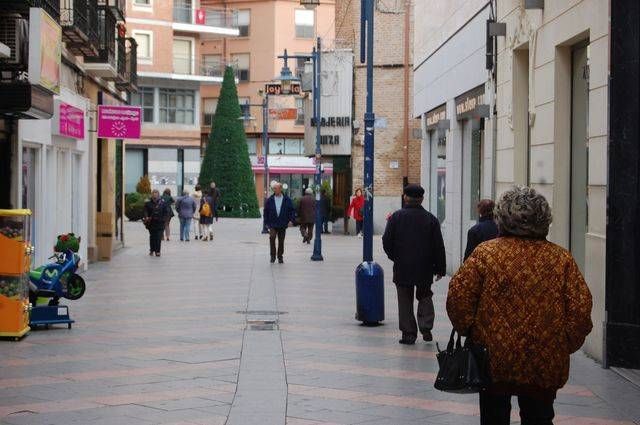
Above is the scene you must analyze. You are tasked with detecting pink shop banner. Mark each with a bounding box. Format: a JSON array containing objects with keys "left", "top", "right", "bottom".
[
  {"left": 97, "top": 105, "right": 142, "bottom": 139},
  {"left": 55, "top": 102, "right": 85, "bottom": 139}
]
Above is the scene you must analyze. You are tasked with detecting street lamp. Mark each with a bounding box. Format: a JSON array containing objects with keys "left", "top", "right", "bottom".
[
  {"left": 354, "top": 0, "right": 384, "bottom": 325},
  {"left": 275, "top": 51, "right": 298, "bottom": 95},
  {"left": 277, "top": 39, "right": 323, "bottom": 262},
  {"left": 239, "top": 95, "right": 270, "bottom": 234}
]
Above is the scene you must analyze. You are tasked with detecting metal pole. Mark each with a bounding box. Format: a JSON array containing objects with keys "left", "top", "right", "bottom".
[
  {"left": 362, "top": 0, "right": 375, "bottom": 262},
  {"left": 311, "top": 38, "right": 323, "bottom": 261},
  {"left": 261, "top": 94, "right": 270, "bottom": 233}
]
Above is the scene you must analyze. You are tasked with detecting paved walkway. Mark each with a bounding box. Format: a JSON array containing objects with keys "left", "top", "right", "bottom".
[{"left": 1, "top": 219, "right": 639, "bottom": 425}]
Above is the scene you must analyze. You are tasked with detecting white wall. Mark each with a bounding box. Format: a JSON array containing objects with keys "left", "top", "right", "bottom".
[{"left": 17, "top": 88, "right": 90, "bottom": 270}]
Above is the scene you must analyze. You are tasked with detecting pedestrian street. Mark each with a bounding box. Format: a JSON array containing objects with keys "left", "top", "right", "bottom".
[{"left": 1, "top": 219, "right": 639, "bottom": 425}]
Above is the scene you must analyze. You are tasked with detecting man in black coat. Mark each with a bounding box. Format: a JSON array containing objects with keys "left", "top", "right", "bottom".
[
  {"left": 382, "top": 184, "right": 446, "bottom": 344},
  {"left": 463, "top": 199, "right": 498, "bottom": 260}
]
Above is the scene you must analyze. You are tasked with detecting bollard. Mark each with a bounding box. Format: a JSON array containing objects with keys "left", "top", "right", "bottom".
[{"left": 355, "top": 261, "right": 384, "bottom": 325}]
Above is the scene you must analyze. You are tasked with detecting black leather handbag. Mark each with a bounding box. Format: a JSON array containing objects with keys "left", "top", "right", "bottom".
[{"left": 434, "top": 329, "right": 491, "bottom": 394}]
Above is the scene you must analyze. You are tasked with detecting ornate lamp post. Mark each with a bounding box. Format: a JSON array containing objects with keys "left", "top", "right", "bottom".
[{"left": 277, "top": 38, "right": 323, "bottom": 261}]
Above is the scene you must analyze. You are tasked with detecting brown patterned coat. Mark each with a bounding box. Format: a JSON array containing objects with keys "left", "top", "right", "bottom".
[{"left": 447, "top": 237, "right": 593, "bottom": 393}]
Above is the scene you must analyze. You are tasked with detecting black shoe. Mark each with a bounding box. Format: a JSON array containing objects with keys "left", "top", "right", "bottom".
[
  {"left": 422, "top": 330, "right": 433, "bottom": 342},
  {"left": 270, "top": 257, "right": 276, "bottom": 264},
  {"left": 399, "top": 338, "right": 416, "bottom": 345},
  {"left": 278, "top": 257, "right": 284, "bottom": 264}
]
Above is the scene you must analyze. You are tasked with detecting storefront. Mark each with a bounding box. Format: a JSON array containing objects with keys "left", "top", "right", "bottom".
[
  {"left": 251, "top": 155, "right": 333, "bottom": 201},
  {"left": 17, "top": 88, "right": 90, "bottom": 269},
  {"left": 414, "top": 4, "right": 493, "bottom": 274}
]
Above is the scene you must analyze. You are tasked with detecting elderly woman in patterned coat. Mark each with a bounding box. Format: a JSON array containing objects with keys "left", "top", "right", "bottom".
[{"left": 447, "top": 186, "right": 593, "bottom": 425}]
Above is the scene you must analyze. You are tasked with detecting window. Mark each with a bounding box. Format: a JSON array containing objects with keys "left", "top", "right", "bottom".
[
  {"left": 173, "top": 38, "right": 193, "bottom": 74},
  {"left": 202, "top": 98, "right": 218, "bottom": 126},
  {"left": 246, "top": 137, "right": 258, "bottom": 155},
  {"left": 295, "top": 56, "right": 306, "bottom": 79},
  {"left": 131, "top": 87, "right": 155, "bottom": 123},
  {"left": 134, "top": 0, "right": 150, "bottom": 5},
  {"left": 133, "top": 32, "right": 152, "bottom": 60},
  {"left": 202, "top": 54, "right": 222, "bottom": 78},
  {"left": 159, "top": 89, "right": 195, "bottom": 124},
  {"left": 237, "top": 10, "right": 250, "bottom": 37},
  {"left": 239, "top": 96, "right": 251, "bottom": 118},
  {"left": 295, "top": 9, "right": 314, "bottom": 38},
  {"left": 231, "top": 53, "right": 250, "bottom": 82},
  {"left": 295, "top": 98, "right": 304, "bottom": 125},
  {"left": 269, "top": 138, "right": 285, "bottom": 155},
  {"left": 285, "top": 138, "right": 303, "bottom": 155}
]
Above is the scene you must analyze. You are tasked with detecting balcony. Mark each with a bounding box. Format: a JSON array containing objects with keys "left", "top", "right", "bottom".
[
  {"left": 0, "top": 0, "right": 60, "bottom": 20},
  {"left": 172, "top": 6, "right": 239, "bottom": 36},
  {"left": 137, "top": 57, "right": 226, "bottom": 84},
  {"left": 97, "top": 0, "right": 124, "bottom": 21},
  {"left": 83, "top": 6, "right": 117, "bottom": 79},
  {"left": 60, "top": 0, "right": 99, "bottom": 57},
  {"left": 115, "top": 37, "right": 137, "bottom": 92}
]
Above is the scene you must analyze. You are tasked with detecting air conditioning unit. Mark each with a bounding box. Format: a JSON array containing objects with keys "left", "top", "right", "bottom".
[{"left": 0, "top": 15, "right": 28, "bottom": 69}]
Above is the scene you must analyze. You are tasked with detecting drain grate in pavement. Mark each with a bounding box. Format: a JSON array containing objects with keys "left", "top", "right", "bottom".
[
  {"left": 246, "top": 319, "right": 279, "bottom": 331},
  {"left": 237, "top": 310, "right": 287, "bottom": 315}
]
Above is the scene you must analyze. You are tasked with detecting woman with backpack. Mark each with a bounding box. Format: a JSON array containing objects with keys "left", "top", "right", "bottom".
[{"left": 199, "top": 194, "right": 214, "bottom": 241}]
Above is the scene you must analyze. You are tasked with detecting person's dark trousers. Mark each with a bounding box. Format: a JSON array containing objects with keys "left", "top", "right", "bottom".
[
  {"left": 322, "top": 218, "right": 329, "bottom": 233},
  {"left": 301, "top": 223, "right": 314, "bottom": 242},
  {"left": 355, "top": 219, "right": 363, "bottom": 235},
  {"left": 149, "top": 229, "right": 163, "bottom": 254},
  {"left": 395, "top": 284, "right": 434, "bottom": 341},
  {"left": 480, "top": 391, "right": 555, "bottom": 425},
  {"left": 269, "top": 227, "right": 287, "bottom": 260}
]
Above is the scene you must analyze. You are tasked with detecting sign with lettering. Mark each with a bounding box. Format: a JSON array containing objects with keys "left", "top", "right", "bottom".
[
  {"left": 52, "top": 101, "right": 85, "bottom": 139},
  {"left": 195, "top": 9, "right": 206, "bottom": 25},
  {"left": 425, "top": 104, "right": 446, "bottom": 130},
  {"left": 97, "top": 105, "right": 142, "bottom": 139},
  {"left": 265, "top": 83, "right": 301, "bottom": 96},
  {"left": 455, "top": 85, "right": 486, "bottom": 120},
  {"left": 304, "top": 50, "right": 353, "bottom": 156}
]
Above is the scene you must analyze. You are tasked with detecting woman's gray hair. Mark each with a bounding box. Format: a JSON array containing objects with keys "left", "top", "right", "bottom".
[{"left": 495, "top": 186, "right": 552, "bottom": 238}]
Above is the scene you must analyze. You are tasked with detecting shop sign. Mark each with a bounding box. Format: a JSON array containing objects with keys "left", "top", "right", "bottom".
[
  {"left": 304, "top": 50, "right": 353, "bottom": 156},
  {"left": 28, "top": 8, "right": 62, "bottom": 95},
  {"left": 53, "top": 101, "right": 85, "bottom": 139},
  {"left": 425, "top": 104, "right": 446, "bottom": 130},
  {"left": 455, "top": 85, "right": 486, "bottom": 120},
  {"left": 97, "top": 105, "right": 142, "bottom": 139},
  {"left": 269, "top": 108, "right": 298, "bottom": 120},
  {"left": 265, "top": 83, "right": 301, "bottom": 96}
]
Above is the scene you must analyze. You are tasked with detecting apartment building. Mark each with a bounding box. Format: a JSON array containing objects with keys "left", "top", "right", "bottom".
[
  {"left": 125, "top": 0, "right": 239, "bottom": 194},
  {"left": 200, "top": 0, "right": 335, "bottom": 204}
]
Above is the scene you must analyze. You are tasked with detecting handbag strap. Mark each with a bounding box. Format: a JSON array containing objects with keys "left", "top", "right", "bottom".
[{"left": 446, "top": 329, "right": 456, "bottom": 352}]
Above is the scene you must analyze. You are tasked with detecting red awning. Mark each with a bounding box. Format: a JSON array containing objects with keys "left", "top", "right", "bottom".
[{"left": 252, "top": 166, "right": 333, "bottom": 175}]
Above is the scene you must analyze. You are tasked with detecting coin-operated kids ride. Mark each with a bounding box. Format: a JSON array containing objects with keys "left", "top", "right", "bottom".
[
  {"left": 0, "top": 210, "right": 34, "bottom": 340},
  {"left": 28, "top": 233, "right": 85, "bottom": 329}
]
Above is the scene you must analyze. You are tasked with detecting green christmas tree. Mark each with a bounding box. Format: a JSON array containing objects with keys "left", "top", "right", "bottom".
[{"left": 199, "top": 66, "right": 260, "bottom": 218}]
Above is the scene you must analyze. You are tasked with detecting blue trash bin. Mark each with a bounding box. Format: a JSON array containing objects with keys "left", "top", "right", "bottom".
[{"left": 355, "top": 261, "right": 384, "bottom": 324}]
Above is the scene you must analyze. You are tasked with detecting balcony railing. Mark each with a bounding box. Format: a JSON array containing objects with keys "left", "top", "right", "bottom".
[
  {"left": 0, "top": 0, "right": 60, "bottom": 20},
  {"left": 115, "top": 37, "right": 137, "bottom": 92},
  {"left": 84, "top": 6, "right": 116, "bottom": 73},
  {"left": 172, "top": 6, "right": 238, "bottom": 29},
  {"left": 97, "top": 0, "right": 124, "bottom": 21},
  {"left": 60, "top": 0, "right": 99, "bottom": 57}
]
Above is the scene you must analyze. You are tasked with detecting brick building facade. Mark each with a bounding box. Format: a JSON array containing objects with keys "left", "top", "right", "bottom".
[{"left": 336, "top": 0, "right": 420, "bottom": 233}]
